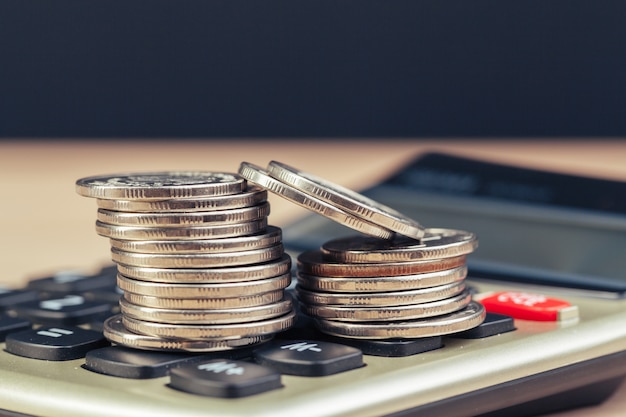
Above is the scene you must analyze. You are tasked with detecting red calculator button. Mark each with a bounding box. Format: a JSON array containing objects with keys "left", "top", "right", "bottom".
[{"left": 478, "top": 291, "right": 578, "bottom": 321}]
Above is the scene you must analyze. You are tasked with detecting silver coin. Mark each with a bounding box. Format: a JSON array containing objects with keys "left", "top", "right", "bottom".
[
  {"left": 297, "top": 250, "right": 467, "bottom": 278},
  {"left": 96, "top": 186, "right": 267, "bottom": 212},
  {"left": 314, "top": 301, "right": 486, "bottom": 339},
  {"left": 117, "top": 272, "right": 291, "bottom": 299},
  {"left": 95, "top": 218, "right": 268, "bottom": 240},
  {"left": 238, "top": 162, "right": 395, "bottom": 239},
  {"left": 103, "top": 314, "right": 272, "bottom": 352},
  {"left": 297, "top": 265, "right": 467, "bottom": 293},
  {"left": 122, "top": 309, "right": 296, "bottom": 340},
  {"left": 267, "top": 160, "right": 425, "bottom": 239},
  {"left": 116, "top": 253, "right": 291, "bottom": 283},
  {"left": 119, "top": 295, "right": 293, "bottom": 324},
  {"left": 76, "top": 171, "right": 245, "bottom": 200},
  {"left": 301, "top": 290, "right": 471, "bottom": 322},
  {"left": 321, "top": 228, "right": 478, "bottom": 263},
  {"left": 296, "top": 281, "right": 466, "bottom": 307},
  {"left": 109, "top": 226, "right": 282, "bottom": 254},
  {"left": 97, "top": 202, "right": 270, "bottom": 228},
  {"left": 123, "top": 289, "right": 285, "bottom": 309},
  {"left": 110, "top": 244, "right": 284, "bottom": 268}
]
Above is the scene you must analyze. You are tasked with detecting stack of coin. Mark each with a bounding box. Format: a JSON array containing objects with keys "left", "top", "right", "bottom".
[
  {"left": 237, "top": 161, "right": 485, "bottom": 340},
  {"left": 75, "top": 172, "right": 295, "bottom": 352},
  {"left": 296, "top": 229, "right": 486, "bottom": 339}
]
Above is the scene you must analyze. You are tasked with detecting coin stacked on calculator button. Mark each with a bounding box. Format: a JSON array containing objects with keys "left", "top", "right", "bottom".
[
  {"left": 238, "top": 162, "right": 485, "bottom": 339},
  {"left": 75, "top": 172, "right": 295, "bottom": 352}
]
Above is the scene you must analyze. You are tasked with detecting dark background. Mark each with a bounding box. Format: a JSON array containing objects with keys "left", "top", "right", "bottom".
[{"left": 1, "top": 1, "right": 625, "bottom": 138}]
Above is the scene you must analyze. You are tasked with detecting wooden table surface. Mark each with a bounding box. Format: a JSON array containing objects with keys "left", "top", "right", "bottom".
[{"left": 1, "top": 139, "right": 625, "bottom": 416}]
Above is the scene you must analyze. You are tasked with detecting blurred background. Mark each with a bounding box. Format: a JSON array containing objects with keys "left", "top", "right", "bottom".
[{"left": 1, "top": 0, "right": 626, "bottom": 139}]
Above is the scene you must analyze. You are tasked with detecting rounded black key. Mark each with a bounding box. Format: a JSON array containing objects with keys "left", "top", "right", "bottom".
[
  {"left": 327, "top": 336, "right": 444, "bottom": 357},
  {"left": 5, "top": 326, "right": 109, "bottom": 360},
  {"left": 254, "top": 339, "right": 363, "bottom": 376},
  {"left": 0, "top": 314, "right": 32, "bottom": 342},
  {"left": 452, "top": 312, "right": 516, "bottom": 339},
  {"left": 11, "top": 294, "right": 115, "bottom": 325},
  {"left": 169, "top": 359, "right": 282, "bottom": 398},
  {"left": 0, "top": 288, "right": 40, "bottom": 310},
  {"left": 26, "top": 268, "right": 117, "bottom": 294},
  {"left": 85, "top": 346, "right": 209, "bottom": 379}
]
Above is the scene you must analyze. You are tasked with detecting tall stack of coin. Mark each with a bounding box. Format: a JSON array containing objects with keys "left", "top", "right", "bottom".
[
  {"left": 75, "top": 172, "right": 295, "bottom": 352},
  {"left": 238, "top": 161, "right": 486, "bottom": 340}
]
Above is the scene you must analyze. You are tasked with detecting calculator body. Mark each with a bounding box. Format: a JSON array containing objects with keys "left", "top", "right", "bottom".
[{"left": 2, "top": 152, "right": 626, "bottom": 417}]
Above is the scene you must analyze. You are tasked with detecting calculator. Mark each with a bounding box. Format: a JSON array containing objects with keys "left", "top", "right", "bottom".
[{"left": 2, "top": 152, "right": 626, "bottom": 417}]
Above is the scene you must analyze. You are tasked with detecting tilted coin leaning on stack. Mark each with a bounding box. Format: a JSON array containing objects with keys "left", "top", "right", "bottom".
[
  {"left": 76, "top": 172, "right": 294, "bottom": 352},
  {"left": 75, "top": 163, "right": 485, "bottom": 352}
]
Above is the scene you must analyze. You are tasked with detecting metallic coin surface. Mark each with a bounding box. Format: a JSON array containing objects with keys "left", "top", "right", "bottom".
[
  {"left": 123, "top": 289, "right": 285, "bottom": 310},
  {"left": 122, "top": 309, "right": 296, "bottom": 340},
  {"left": 110, "top": 244, "right": 284, "bottom": 268},
  {"left": 297, "top": 250, "right": 467, "bottom": 278},
  {"left": 321, "top": 228, "right": 478, "bottom": 263},
  {"left": 314, "top": 301, "right": 486, "bottom": 339},
  {"left": 96, "top": 186, "right": 267, "bottom": 212},
  {"left": 97, "top": 202, "right": 270, "bottom": 227},
  {"left": 238, "top": 162, "right": 394, "bottom": 239},
  {"left": 267, "top": 160, "right": 425, "bottom": 240},
  {"left": 118, "top": 272, "right": 291, "bottom": 299},
  {"left": 95, "top": 219, "right": 267, "bottom": 240},
  {"left": 116, "top": 254, "right": 291, "bottom": 283},
  {"left": 300, "top": 290, "right": 471, "bottom": 322},
  {"left": 76, "top": 172, "right": 245, "bottom": 200},
  {"left": 109, "top": 226, "right": 282, "bottom": 254},
  {"left": 103, "top": 315, "right": 272, "bottom": 352},
  {"left": 119, "top": 295, "right": 293, "bottom": 324},
  {"left": 297, "top": 265, "right": 467, "bottom": 293},
  {"left": 296, "top": 281, "right": 466, "bottom": 307}
]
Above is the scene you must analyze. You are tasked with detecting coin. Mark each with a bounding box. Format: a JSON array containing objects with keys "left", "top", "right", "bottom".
[
  {"left": 321, "top": 228, "right": 478, "bottom": 263},
  {"left": 122, "top": 309, "right": 296, "bottom": 340},
  {"left": 76, "top": 172, "right": 245, "bottom": 200},
  {"left": 296, "top": 265, "right": 467, "bottom": 293},
  {"left": 95, "top": 218, "right": 268, "bottom": 240},
  {"left": 313, "top": 301, "right": 486, "bottom": 339},
  {"left": 123, "top": 289, "right": 285, "bottom": 309},
  {"left": 266, "top": 160, "right": 425, "bottom": 240},
  {"left": 96, "top": 186, "right": 267, "bottom": 212},
  {"left": 300, "top": 290, "right": 471, "bottom": 322},
  {"left": 119, "top": 295, "right": 293, "bottom": 325},
  {"left": 297, "top": 250, "right": 467, "bottom": 278},
  {"left": 296, "top": 281, "right": 466, "bottom": 307},
  {"left": 109, "top": 226, "right": 282, "bottom": 254},
  {"left": 117, "top": 272, "right": 291, "bottom": 299},
  {"left": 96, "top": 202, "right": 270, "bottom": 227},
  {"left": 238, "top": 162, "right": 395, "bottom": 239},
  {"left": 103, "top": 315, "right": 272, "bottom": 352},
  {"left": 116, "top": 253, "right": 291, "bottom": 283},
  {"left": 110, "top": 244, "right": 284, "bottom": 268}
]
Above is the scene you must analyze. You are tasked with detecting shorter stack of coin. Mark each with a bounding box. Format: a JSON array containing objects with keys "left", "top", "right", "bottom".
[
  {"left": 296, "top": 228, "right": 486, "bottom": 339},
  {"left": 75, "top": 172, "right": 295, "bottom": 352}
]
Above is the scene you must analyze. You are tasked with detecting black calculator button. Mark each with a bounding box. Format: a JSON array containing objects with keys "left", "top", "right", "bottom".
[
  {"left": 5, "top": 326, "right": 109, "bottom": 360},
  {"left": 254, "top": 340, "right": 363, "bottom": 376},
  {"left": 0, "top": 288, "right": 40, "bottom": 310},
  {"left": 0, "top": 315, "right": 32, "bottom": 342},
  {"left": 453, "top": 312, "right": 516, "bottom": 339},
  {"left": 26, "top": 269, "right": 117, "bottom": 294},
  {"left": 84, "top": 346, "right": 210, "bottom": 379},
  {"left": 11, "top": 295, "right": 115, "bottom": 325},
  {"left": 169, "top": 359, "right": 282, "bottom": 398},
  {"left": 328, "top": 335, "right": 444, "bottom": 357}
]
